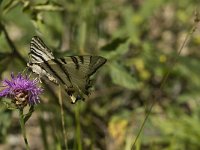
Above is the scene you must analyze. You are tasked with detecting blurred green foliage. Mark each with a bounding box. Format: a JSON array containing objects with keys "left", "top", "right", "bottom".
[{"left": 0, "top": 0, "right": 200, "bottom": 149}]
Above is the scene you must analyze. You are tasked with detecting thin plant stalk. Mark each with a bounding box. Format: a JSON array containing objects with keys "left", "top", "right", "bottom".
[
  {"left": 131, "top": 13, "right": 200, "bottom": 150},
  {"left": 75, "top": 104, "right": 82, "bottom": 150},
  {"left": 19, "top": 109, "right": 30, "bottom": 150},
  {"left": 58, "top": 85, "right": 68, "bottom": 150}
]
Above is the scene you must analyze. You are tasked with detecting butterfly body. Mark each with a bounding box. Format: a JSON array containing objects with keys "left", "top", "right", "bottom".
[{"left": 28, "top": 36, "right": 107, "bottom": 103}]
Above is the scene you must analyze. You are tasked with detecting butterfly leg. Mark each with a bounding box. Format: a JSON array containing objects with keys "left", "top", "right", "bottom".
[
  {"left": 37, "top": 74, "right": 43, "bottom": 83},
  {"left": 22, "top": 67, "right": 29, "bottom": 75}
]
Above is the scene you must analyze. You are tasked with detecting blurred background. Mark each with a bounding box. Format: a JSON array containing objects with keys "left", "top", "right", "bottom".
[{"left": 0, "top": 0, "right": 200, "bottom": 150}]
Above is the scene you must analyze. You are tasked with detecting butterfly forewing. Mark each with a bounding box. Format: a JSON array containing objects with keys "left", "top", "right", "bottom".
[
  {"left": 29, "top": 36, "right": 54, "bottom": 63},
  {"left": 28, "top": 36, "right": 58, "bottom": 84},
  {"left": 28, "top": 36, "right": 107, "bottom": 103}
]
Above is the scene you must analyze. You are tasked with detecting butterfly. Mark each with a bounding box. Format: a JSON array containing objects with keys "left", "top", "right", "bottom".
[{"left": 27, "top": 36, "right": 107, "bottom": 103}]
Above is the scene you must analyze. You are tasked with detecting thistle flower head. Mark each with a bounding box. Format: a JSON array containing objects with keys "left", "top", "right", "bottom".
[{"left": 0, "top": 73, "right": 43, "bottom": 108}]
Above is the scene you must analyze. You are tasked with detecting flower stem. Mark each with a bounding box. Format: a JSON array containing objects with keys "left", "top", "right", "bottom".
[
  {"left": 75, "top": 104, "right": 82, "bottom": 150},
  {"left": 19, "top": 109, "right": 30, "bottom": 150},
  {"left": 58, "top": 85, "right": 68, "bottom": 150},
  {"left": 131, "top": 12, "right": 200, "bottom": 150}
]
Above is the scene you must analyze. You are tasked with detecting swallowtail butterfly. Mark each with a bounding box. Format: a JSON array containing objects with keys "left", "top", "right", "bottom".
[{"left": 27, "top": 36, "right": 107, "bottom": 103}]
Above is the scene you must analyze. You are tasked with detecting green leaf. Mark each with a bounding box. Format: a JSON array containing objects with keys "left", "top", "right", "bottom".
[
  {"left": 109, "top": 62, "right": 141, "bottom": 90},
  {"left": 24, "top": 106, "right": 35, "bottom": 123},
  {"left": 32, "top": 4, "right": 64, "bottom": 11},
  {"left": 100, "top": 37, "right": 128, "bottom": 51},
  {"left": 101, "top": 40, "right": 130, "bottom": 60},
  {"left": 0, "top": 0, "right": 3, "bottom": 6},
  {"left": 2, "top": 0, "right": 19, "bottom": 14}
]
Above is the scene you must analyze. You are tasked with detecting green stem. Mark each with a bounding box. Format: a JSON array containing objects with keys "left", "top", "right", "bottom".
[
  {"left": 58, "top": 85, "right": 68, "bottom": 150},
  {"left": 131, "top": 14, "right": 199, "bottom": 150},
  {"left": 19, "top": 109, "right": 30, "bottom": 150},
  {"left": 75, "top": 104, "right": 82, "bottom": 150}
]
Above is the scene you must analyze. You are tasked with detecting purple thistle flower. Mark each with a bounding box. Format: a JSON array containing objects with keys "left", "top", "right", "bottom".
[{"left": 0, "top": 73, "right": 43, "bottom": 108}]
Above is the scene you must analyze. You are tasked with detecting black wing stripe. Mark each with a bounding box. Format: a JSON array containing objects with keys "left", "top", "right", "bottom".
[
  {"left": 32, "top": 63, "right": 58, "bottom": 84},
  {"left": 71, "top": 56, "right": 79, "bottom": 69},
  {"left": 32, "top": 36, "right": 47, "bottom": 50},
  {"left": 30, "top": 47, "right": 51, "bottom": 60},
  {"left": 88, "top": 57, "right": 107, "bottom": 76},
  {"left": 30, "top": 47, "right": 72, "bottom": 86},
  {"left": 31, "top": 42, "right": 42, "bottom": 51},
  {"left": 31, "top": 56, "right": 38, "bottom": 61},
  {"left": 30, "top": 36, "right": 54, "bottom": 61},
  {"left": 31, "top": 41, "right": 47, "bottom": 54},
  {"left": 30, "top": 50, "right": 51, "bottom": 62},
  {"left": 31, "top": 46, "right": 45, "bottom": 56},
  {"left": 32, "top": 52, "right": 66, "bottom": 85},
  {"left": 78, "top": 56, "right": 84, "bottom": 64},
  {"left": 30, "top": 53, "right": 43, "bottom": 62},
  {"left": 30, "top": 46, "right": 50, "bottom": 61},
  {"left": 60, "top": 58, "right": 67, "bottom": 64},
  {"left": 42, "top": 61, "right": 66, "bottom": 85},
  {"left": 32, "top": 41, "right": 47, "bottom": 53},
  {"left": 30, "top": 47, "right": 44, "bottom": 57},
  {"left": 89, "top": 56, "right": 92, "bottom": 64},
  {"left": 53, "top": 59, "right": 72, "bottom": 83}
]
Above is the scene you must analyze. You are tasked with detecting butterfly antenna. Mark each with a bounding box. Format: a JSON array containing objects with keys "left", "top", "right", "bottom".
[{"left": 22, "top": 67, "right": 28, "bottom": 75}]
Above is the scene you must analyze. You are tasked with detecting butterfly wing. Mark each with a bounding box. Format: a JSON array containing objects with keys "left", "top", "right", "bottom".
[
  {"left": 39, "top": 56, "right": 107, "bottom": 103},
  {"left": 29, "top": 36, "right": 54, "bottom": 63},
  {"left": 28, "top": 36, "right": 58, "bottom": 83},
  {"left": 28, "top": 36, "right": 107, "bottom": 103},
  {"left": 59, "top": 56, "right": 107, "bottom": 95}
]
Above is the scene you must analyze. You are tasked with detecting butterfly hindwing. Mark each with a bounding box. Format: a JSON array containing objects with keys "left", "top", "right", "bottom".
[
  {"left": 61, "top": 56, "right": 106, "bottom": 95},
  {"left": 43, "top": 56, "right": 106, "bottom": 101}
]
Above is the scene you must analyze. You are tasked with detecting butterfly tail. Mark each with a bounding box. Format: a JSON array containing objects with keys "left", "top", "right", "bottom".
[{"left": 65, "top": 88, "right": 85, "bottom": 104}]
